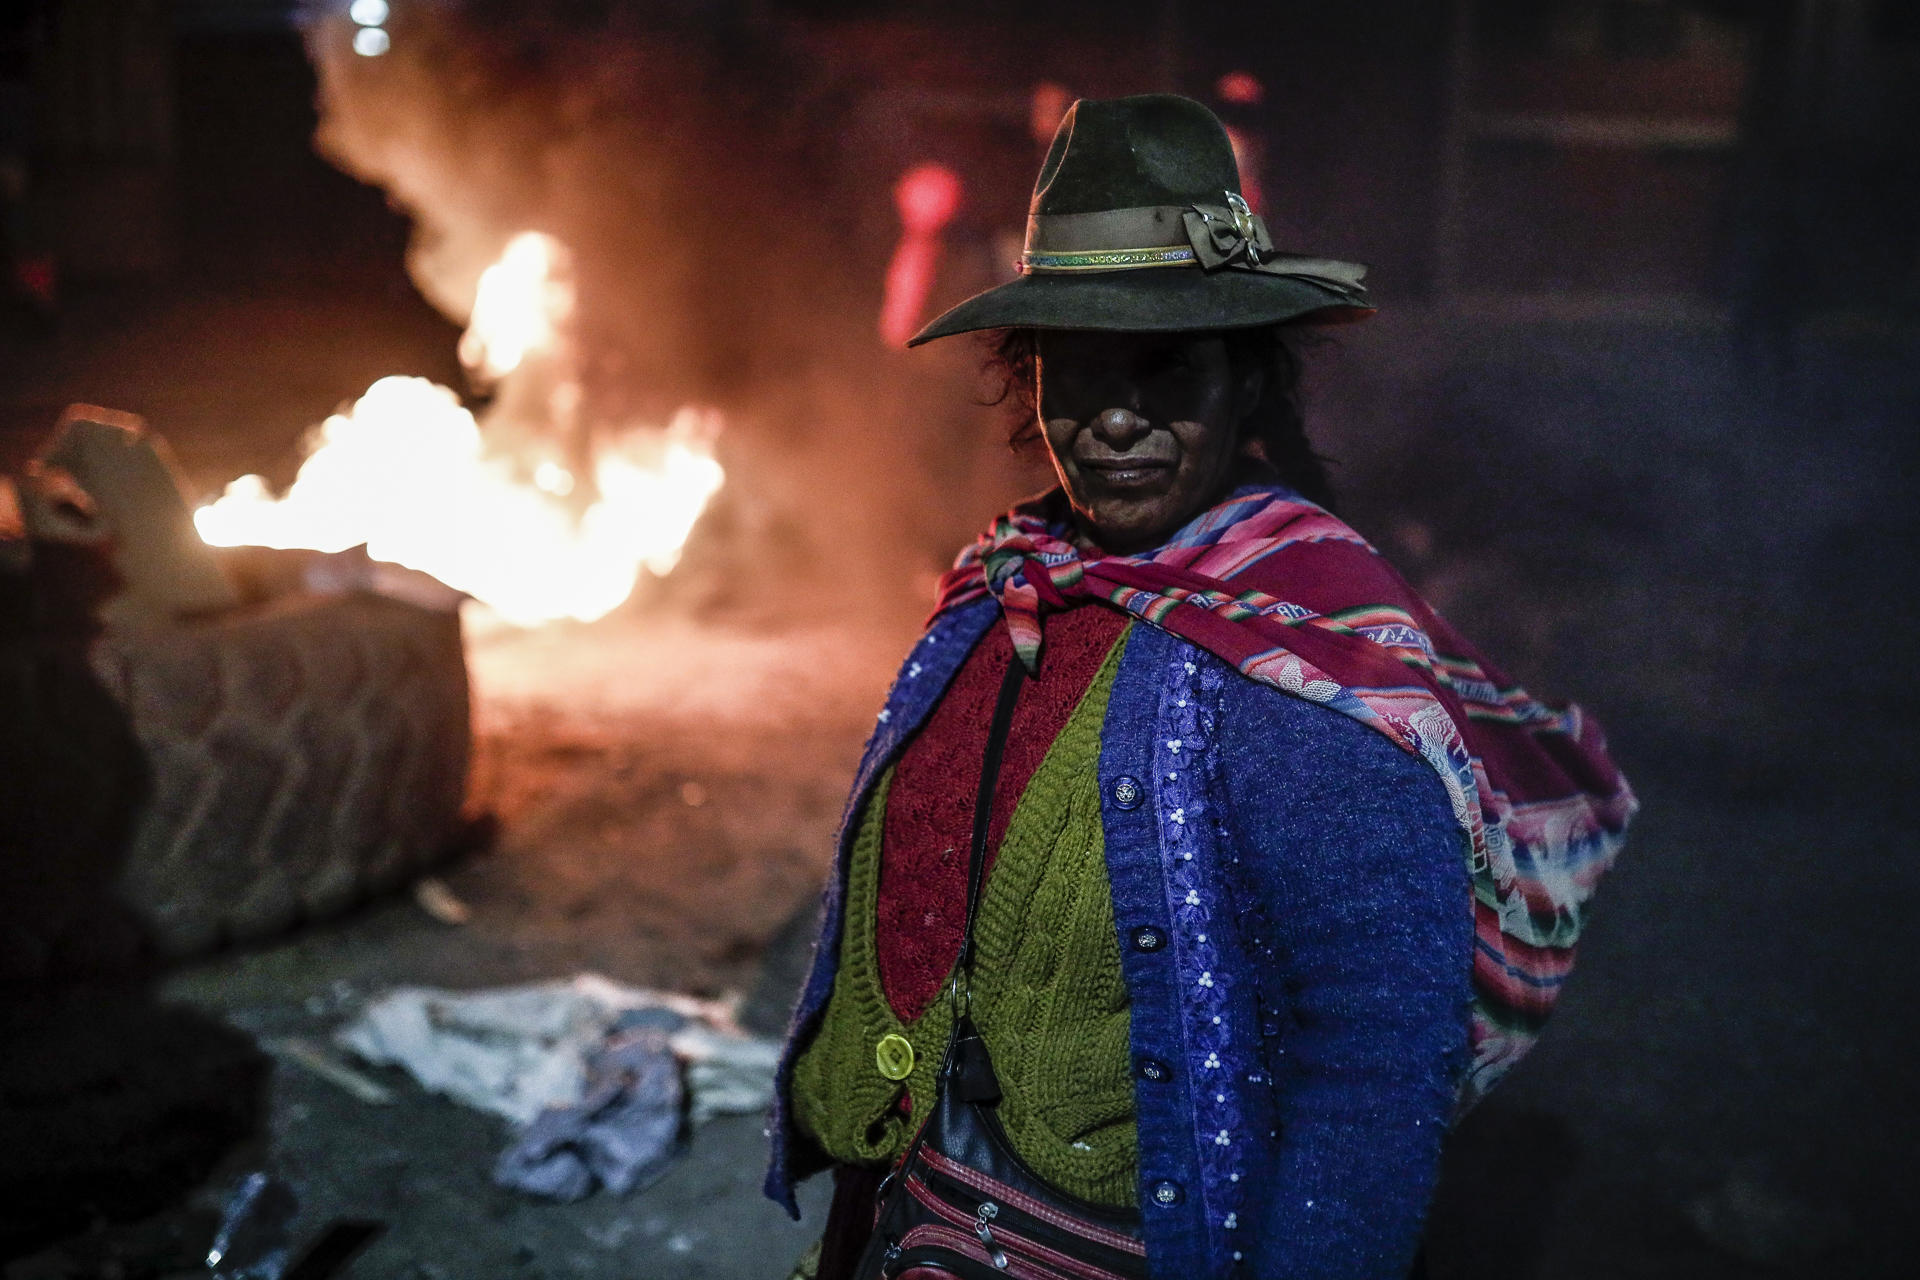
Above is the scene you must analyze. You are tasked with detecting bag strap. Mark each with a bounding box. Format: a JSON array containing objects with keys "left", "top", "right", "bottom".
[
  {"left": 883, "top": 653, "right": 1026, "bottom": 1200},
  {"left": 954, "top": 654, "right": 1027, "bottom": 1003}
]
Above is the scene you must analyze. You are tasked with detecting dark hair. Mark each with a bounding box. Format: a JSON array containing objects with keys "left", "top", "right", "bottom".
[{"left": 980, "top": 325, "right": 1336, "bottom": 509}]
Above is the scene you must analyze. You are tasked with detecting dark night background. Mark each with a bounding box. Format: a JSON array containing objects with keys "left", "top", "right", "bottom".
[{"left": 2, "top": 1, "right": 1916, "bottom": 1277}]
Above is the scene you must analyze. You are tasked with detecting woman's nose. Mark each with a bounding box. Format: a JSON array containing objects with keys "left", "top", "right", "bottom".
[{"left": 1091, "top": 406, "right": 1150, "bottom": 448}]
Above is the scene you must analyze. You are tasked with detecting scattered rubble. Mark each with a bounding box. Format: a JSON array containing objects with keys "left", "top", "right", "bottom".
[
  {"left": 411, "top": 876, "right": 472, "bottom": 927},
  {"left": 265, "top": 1037, "right": 396, "bottom": 1107},
  {"left": 206, "top": 1173, "right": 298, "bottom": 1280}
]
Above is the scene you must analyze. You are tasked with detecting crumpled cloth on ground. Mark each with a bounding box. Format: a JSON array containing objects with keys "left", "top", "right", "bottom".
[
  {"left": 334, "top": 973, "right": 781, "bottom": 1200},
  {"left": 492, "top": 1027, "right": 684, "bottom": 1201}
]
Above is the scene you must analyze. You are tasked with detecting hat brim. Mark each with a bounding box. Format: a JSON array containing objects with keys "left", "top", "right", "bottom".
[{"left": 906, "top": 268, "right": 1374, "bottom": 347}]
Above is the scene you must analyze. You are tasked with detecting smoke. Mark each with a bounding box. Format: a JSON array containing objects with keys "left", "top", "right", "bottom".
[{"left": 303, "top": 0, "right": 1038, "bottom": 617}]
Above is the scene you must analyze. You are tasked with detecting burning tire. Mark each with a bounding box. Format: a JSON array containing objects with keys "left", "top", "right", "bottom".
[
  {"left": 4, "top": 412, "right": 474, "bottom": 976},
  {"left": 79, "top": 591, "right": 471, "bottom": 962}
]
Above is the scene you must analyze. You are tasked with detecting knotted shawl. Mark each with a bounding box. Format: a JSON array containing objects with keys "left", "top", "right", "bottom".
[{"left": 933, "top": 488, "right": 1637, "bottom": 1107}]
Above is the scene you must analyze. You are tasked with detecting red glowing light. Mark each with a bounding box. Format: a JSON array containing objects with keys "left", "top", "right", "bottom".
[
  {"left": 1216, "top": 71, "right": 1264, "bottom": 105},
  {"left": 880, "top": 163, "right": 964, "bottom": 346},
  {"left": 894, "top": 163, "right": 963, "bottom": 235},
  {"left": 879, "top": 235, "right": 939, "bottom": 348},
  {"left": 1030, "top": 82, "right": 1074, "bottom": 147}
]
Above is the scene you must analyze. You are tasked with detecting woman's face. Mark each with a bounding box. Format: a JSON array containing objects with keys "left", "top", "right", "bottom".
[{"left": 1036, "top": 330, "right": 1259, "bottom": 553}]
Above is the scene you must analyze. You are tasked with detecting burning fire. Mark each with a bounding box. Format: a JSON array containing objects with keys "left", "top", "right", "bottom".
[
  {"left": 459, "top": 231, "right": 573, "bottom": 382},
  {"left": 194, "top": 233, "right": 725, "bottom": 626}
]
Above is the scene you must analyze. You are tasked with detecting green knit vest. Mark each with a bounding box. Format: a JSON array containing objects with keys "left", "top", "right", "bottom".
[{"left": 791, "top": 630, "right": 1137, "bottom": 1208}]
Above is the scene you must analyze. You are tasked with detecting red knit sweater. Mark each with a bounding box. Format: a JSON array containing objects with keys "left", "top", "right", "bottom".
[{"left": 874, "top": 606, "right": 1130, "bottom": 1022}]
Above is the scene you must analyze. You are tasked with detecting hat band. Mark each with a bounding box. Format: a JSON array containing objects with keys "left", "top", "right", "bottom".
[
  {"left": 1022, "top": 243, "right": 1199, "bottom": 273},
  {"left": 1021, "top": 198, "right": 1271, "bottom": 276},
  {"left": 1018, "top": 199, "right": 1372, "bottom": 299}
]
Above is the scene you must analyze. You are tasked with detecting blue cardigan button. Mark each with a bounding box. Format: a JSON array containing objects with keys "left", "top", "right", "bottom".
[
  {"left": 1130, "top": 926, "right": 1165, "bottom": 953},
  {"left": 1137, "top": 1056, "right": 1171, "bottom": 1082},
  {"left": 1150, "top": 1179, "right": 1185, "bottom": 1207},
  {"left": 1110, "top": 776, "right": 1143, "bottom": 809}
]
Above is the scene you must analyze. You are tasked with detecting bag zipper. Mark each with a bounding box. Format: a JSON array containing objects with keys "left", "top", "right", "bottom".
[
  {"left": 892, "top": 1222, "right": 1136, "bottom": 1280},
  {"left": 973, "top": 1200, "right": 1008, "bottom": 1269},
  {"left": 909, "top": 1167, "right": 1144, "bottom": 1273}
]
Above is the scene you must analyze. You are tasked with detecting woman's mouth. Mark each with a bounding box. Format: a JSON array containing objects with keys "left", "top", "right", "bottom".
[{"left": 1079, "top": 457, "right": 1176, "bottom": 489}]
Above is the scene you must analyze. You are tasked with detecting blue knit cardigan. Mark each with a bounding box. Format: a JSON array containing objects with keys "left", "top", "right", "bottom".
[{"left": 765, "top": 594, "right": 1474, "bottom": 1280}]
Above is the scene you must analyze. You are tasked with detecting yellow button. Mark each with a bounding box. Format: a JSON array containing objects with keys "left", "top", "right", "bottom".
[{"left": 875, "top": 1033, "right": 916, "bottom": 1081}]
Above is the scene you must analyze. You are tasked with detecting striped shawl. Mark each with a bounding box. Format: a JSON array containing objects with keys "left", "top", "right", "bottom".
[{"left": 933, "top": 487, "right": 1637, "bottom": 1106}]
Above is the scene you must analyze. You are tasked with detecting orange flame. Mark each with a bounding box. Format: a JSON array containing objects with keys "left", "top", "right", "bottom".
[
  {"left": 458, "top": 231, "right": 574, "bottom": 381},
  {"left": 193, "top": 234, "right": 725, "bottom": 626}
]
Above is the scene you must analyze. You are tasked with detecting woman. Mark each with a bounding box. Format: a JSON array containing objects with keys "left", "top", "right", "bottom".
[{"left": 765, "top": 95, "right": 1634, "bottom": 1280}]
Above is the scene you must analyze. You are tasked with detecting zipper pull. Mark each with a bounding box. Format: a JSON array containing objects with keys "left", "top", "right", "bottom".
[{"left": 973, "top": 1201, "right": 1008, "bottom": 1270}]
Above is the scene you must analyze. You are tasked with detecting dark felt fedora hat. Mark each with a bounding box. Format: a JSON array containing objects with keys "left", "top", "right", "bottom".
[{"left": 908, "top": 93, "right": 1373, "bottom": 346}]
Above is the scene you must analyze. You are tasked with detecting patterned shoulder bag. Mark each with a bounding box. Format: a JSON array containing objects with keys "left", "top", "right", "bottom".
[{"left": 851, "top": 657, "right": 1150, "bottom": 1280}]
